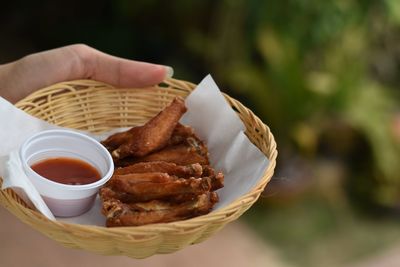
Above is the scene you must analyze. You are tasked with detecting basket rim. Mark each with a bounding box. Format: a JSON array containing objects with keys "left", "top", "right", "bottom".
[{"left": 1, "top": 78, "right": 277, "bottom": 234}]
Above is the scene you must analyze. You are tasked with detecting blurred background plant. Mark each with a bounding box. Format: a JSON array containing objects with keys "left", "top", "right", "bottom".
[
  {"left": 1, "top": 0, "right": 400, "bottom": 266},
  {"left": 202, "top": 0, "right": 400, "bottom": 210}
]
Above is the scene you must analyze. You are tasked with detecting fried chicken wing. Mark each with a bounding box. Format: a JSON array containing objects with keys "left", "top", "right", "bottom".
[
  {"left": 167, "top": 123, "right": 196, "bottom": 146},
  {"left": 100, "top": 131, "right": 132, "bottom": 152},
  {"left": 100, "top": 186, "right": 138, "bottom": 203},
  {"left": 108, "top": 172, "right": 173, "bottom": 186},
  {"left": 104, "top": 97, "right": 187, "bottom": 159},
  {"left": 110, "top": 175, "right": 211, "bottom": 202},
  {"left": 100, "top": 185, "right": 205, "bottom": 204},
  {"left": 114, "top": 161, "right": 203, "bottom": 177},
  {"left": 103, "top": 192, "right": 218, "bottom": 226},
  {"left": 210, "top": 172, "right": 224, "bottom": 191},
  {"left": 201, "top": 166, "right": 224, "bottom": 190},
  {"left": 116, "top": 143, "right": 209, "bottom": 167}
]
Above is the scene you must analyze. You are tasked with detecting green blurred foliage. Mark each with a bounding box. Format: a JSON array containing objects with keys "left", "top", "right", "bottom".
[{"left": 196, "top": 0, "right": 400, "bottom": 208}]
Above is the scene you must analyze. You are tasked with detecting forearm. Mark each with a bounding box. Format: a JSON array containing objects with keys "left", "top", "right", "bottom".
[{"left": 0, "top": 62, "right": 17, "bottom": 103}]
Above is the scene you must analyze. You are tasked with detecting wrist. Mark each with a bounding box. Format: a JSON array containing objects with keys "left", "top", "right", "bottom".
[{"left": 0, "top": 62, "right": 21, "bottom": 103}]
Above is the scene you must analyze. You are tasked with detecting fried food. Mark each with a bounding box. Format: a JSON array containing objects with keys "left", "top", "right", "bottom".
[
  {"left": 102, "top": 97, "right": 187, "bottom": 159},
  {"left": 109, "top": 175, "right": 211, "bottom": 202},
  {"left": 117, "top": 144, "right": 209, "bottom": 167},
  {"left": 103, "top": 192, "right": 218, "bottom": 227},
  {"left": 109, "top": 172, "right": 173, "bottom": 184},
  {"left": 168, "top": 123, "right": 196, "bottom": 146},
  {"left": 210, "top": 172, "right": 224, "bottom": 191},
  {"left": 100, "top": 186, "right": 140, "bottom": 203},
  {"left": 100, "top": 97, "right": 224, "bottom": 227},
  {"left": 113, "top": 127, "right": 209, "bottom": 167},
  {"left": 100, "top": 185, "right": 204, "bottom": 204},
  {"left": 114, "top": 161, "right": 203, "bottom": 177}
]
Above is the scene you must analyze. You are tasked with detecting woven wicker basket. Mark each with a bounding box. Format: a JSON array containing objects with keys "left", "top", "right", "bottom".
[{"left": 0, "top": 78, "right": 277, "bottom": 258}]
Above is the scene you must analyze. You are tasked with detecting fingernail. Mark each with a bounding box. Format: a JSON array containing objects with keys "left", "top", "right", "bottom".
[{"left": 165, "top": 66, "right": 174, "bottom": 79}]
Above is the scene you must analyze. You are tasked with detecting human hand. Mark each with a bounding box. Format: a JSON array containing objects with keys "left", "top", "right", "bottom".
[{"left": 0, "top": 44, "right": 173, "bottom": 103}]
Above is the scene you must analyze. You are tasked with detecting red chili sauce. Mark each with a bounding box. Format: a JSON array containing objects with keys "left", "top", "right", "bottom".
[{"left": 31, "top": 157, "right": 101, "bottom": 185}]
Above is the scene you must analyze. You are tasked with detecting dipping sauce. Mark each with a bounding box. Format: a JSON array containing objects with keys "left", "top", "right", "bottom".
[{"left": 31, "top": 157, "right": 101, "bottom": 185}]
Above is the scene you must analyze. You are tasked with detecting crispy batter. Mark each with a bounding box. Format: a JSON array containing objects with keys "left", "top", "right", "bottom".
[
  {"left": 103, "top": 193, "right": 218, "bottom": 227},
  {"left": 168, "top": 123, "right": 196, "bottom": 146},
  {"left": 113, "top": 124, "right": 209, "bottom": 167},
  {"left": 202, "top": 165, "right": 214, "bottom": 176},
  {"left": 109, "top": 175, "right": 211, "bottom": 202},
  {"left": 211, "top": 172, "right": 224, "bottom": 191},
  {"left": 104, "top": 97, "right": 187, "bottom": 159},
  {"left": 101, "top": 116, "right": 192, "bottom": 155},
  {"left": 100, "top": 185, "right": 203, "bottom": 204},
  {"left": 116, "top": 144, "right": 209, "bottom": 167},
  {"left": 200, "top": 166, "right": 224, "bottom": 190},
  {"left": 100, "top": 131, "right": 132, "bottom": 152},
  {"left": 114, "top": 161, "right": 203, "bottom": 177},
  {"left": 100, "top": 186, "right": 139, "bottom": 203},
  {"left": 109, "top": 172, "right": 173, "bottom": 185}
]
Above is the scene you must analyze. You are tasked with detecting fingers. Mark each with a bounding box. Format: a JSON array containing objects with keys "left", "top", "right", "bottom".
[{"left": 70, "top": 44, "right": 173, "bottom": 88}]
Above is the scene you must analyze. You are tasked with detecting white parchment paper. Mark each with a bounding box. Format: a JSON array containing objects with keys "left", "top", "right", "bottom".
[{"left": 0, "top": 75, "right": 269, "bottom": 226}]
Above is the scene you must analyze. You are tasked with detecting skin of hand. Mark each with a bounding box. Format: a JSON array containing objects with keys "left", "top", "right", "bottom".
[{"left": 0, "top": 44, "right": 173, "bottom": 103}]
